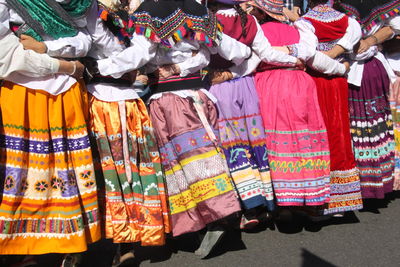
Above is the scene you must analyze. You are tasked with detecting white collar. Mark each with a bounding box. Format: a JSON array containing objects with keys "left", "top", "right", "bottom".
[{"left": 216, "top": 8, "right": 238, "bottom": 17}]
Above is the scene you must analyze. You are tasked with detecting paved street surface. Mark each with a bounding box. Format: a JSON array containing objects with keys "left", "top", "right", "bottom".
[{"left": 79, "top": 191, "right": 400, "bottom": 267}]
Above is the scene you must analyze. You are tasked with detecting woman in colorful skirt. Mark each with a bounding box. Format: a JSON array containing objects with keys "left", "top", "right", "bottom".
[
  {"left": 244, "top": 0, "right": 333, "bottom": 212},
  {"left": 82, "top": 0, "right": 170, "bottom": 264},
  {"left": 207, "top": 0, "right": 307, "bottom": 229},
  {"left": 0, "top": 0, "right": 100, "bottom": 256},
  {"left": 337, "top": 0, "right": 400, "bottom": 199},
  {"left": 95, "top": 0, "right": 253, "bottom": 258},
  {"left": 297, "top": 0, "right": 363, "bottom": 215}
]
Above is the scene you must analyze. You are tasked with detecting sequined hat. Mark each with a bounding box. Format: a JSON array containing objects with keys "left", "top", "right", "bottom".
[{"left": 247, "top": 0, "right": 287, "bottom": 22}]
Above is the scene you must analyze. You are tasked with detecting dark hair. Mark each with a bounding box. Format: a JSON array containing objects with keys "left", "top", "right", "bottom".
[
  {"left": 307, "top": 0, "right": 328, "bottom": 8},
  {"left": 234, "top": 4, "right": 248, "bottom": 37},
  {"left": 333, "top": 0, "right": 343, "bottom": 11}
]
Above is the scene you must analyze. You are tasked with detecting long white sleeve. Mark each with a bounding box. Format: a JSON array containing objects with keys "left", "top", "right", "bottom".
[
  {"left": 97, "top": 34, "right": 157, "bottom": 78},
  {"left": 42, "top": 1, "right": 98, "bottom": 58},
  {"left": 0, "top": 25, "right": 59, "bottom": 79},
  {"left": 288, "top": 19, "right": 317, "bottom": 62},
  {"left": 307, "top": 51, "right": 346, "bottom": 76},
  {"left": 387, "top": 16, "right": 400, "bottom": 35},
  {"left": 352, "top": 46, "right": 378, "bottom": 61},
  {"left": 229, "top": 52, "right": 261, "bottom": 78},
  {"left": 0, "top": 3, "right": 59, "bottom": 78},
  {"left": 177, "top": 47, "right": 210, "bottom": 77},
  {"left": 207, "top": 33, "right": 251, "bottom": 66},
  {"left": 252, "top": 20, "right": 297, "bottom": 66},
  {"left": 43, "top": 30, "right": 92, "bottom": 58},
  {"left": 336, "top": 17, "right": 362, "bottom": 52}
]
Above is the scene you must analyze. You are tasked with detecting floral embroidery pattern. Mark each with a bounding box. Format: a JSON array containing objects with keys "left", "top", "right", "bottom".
[
  {"left": 202, "top": 134, "right": 210, "bottom": 142},
  {"left": 80, "top": 170, "right": 92, "bottom": 179},
  {"left": 51, "top": 177, "right": 65, "bottom": 191},
  {"left": 35, "top": 181, "right": 49, "bottom": 192},
  {"left": 175, "top": 144, "right": 182, "bottom": 153},
  {"left": 189, "top": 138, "right": 197, "bottom": 146},
  {"left": 20, "top": 180, "right": 29, "bottom": 192},
  {"left": 251, "top": 128, "right": 261, "bottom": 137},
  {"left": 84, "top": 180, "right": 95, "bottom": 188},
  {"left": 4, "top": 175, "right": 15, "bottom": 191},
  {"left": 215, "top": 178, "right": 228, "bottom": 192}
]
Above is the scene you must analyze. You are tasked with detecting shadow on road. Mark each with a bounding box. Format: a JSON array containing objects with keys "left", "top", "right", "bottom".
[
  {"left": 360, "top": 191, "right": 400, "bottom": 214},
  {"left": 301, "top": 249, "right": 338, "bottom": 267}
]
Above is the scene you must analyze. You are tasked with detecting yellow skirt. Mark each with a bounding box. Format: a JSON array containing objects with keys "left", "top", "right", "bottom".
[
  {"left": 0, "top": 81, "right": 101, "bottom": 254},
  {"left": 89, "top": 95, "right": 170, "bottom": 246}
]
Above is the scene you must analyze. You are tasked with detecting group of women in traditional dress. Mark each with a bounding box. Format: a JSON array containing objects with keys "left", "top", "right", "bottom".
[{"left": 0, "top": 0, "right": 399, "bottom": 266}]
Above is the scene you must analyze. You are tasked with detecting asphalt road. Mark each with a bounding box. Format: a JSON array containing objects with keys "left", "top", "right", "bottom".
[{"left": 79, "top": 191, "right": 400, "bottom": 267}]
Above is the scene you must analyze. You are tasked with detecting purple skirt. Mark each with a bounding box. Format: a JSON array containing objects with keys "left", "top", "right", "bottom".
[
  {"left": 348, "top": 57, "right": 395, "bottom": 199},
  {"left": 209, "top": 76, "right": 274, "bottom": 210}
]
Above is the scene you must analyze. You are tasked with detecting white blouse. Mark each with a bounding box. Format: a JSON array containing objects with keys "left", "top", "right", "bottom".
[
  {"left": 346, "top": 16, "right": 400, "bottom": 86},
  {"left": 0, "top": 0, "right": 93, "bottom": 95},
  {"left": 96, "top": 29, "right": 253, "bottom": 102},
  {"left": 0, "top": 23, "right": 59, "bottom": 79},
  {"left": 307, "top": 17, "right": 362, "bottom": 76},
  {"left": 97, "top": 32, "right": 252, "bottom": 79},
  {"left": 83, "top": 2, "right": 142, "bottom": 102}
]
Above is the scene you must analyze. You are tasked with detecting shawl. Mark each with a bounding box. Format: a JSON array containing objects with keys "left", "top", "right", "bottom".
[
  {"left": 98, "top": 2, "right": 134, "bottom": 47},
  {"left": 338, "top": 0, "right": 400, "bottom": 34},
  {"left": 131, "top": 0, "right": 223, "bottom": 48},
  {"left": 303, "top": 4, "right": 348, "bottom": 43},
  {"left": 6, "top": 0, "right": 92, "bottom": 41}
]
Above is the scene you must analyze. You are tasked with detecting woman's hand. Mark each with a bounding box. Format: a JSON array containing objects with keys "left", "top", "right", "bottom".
[
  {"left": 209, "top": 70, "right": 233, "bottom": 85},
  {"left": 272, "top": 46, "right": 290, "bottom": 54},
  {"left": 283, "top": 7, "right": 299, "bottom": 22},
  {"left": 158, "top": 64, "right": 180, "bottom": 79},
  {"left": 19, "top": 34, "right": 47, "bottom": 54},
  {"left": 295, "top": 59, "right": 306, "bottom": 71},
  {"left": 136, "top": 74, "right": 148, "bottom": 84},
  {"left": 357, "top": 38, "right": 375, "bottom": 54},
  {"left": 58, "top": 60, "right": 84, "bottom": 80}
]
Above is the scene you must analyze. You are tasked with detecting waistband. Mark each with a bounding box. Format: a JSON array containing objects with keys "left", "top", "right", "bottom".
[
  {"left": 148, "top": 72, "right": 204, "bottom": 94},
  {"left": 90, "top": 73, "right": 133, "bottom": 86}
]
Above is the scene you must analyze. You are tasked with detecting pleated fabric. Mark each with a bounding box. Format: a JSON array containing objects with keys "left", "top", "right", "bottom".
[
  {"left": 311, "top": 73, "right": 363, "bottom": 214},
  {"left": 209, "top": 76, "right": 274, "bottom": 211},
  {"left": 89, "top": 96, "right": 170, "bottom": 246},
  {"left": 149, "top": 91, "right": 241, "bottom": 237},
  {"left": 348, "top": 58, "right": 395, "bottom": 199},
  {"left": 255, "top": 69, "right": 331, "bottom": 207},
  {"left": 0, "top": 81, "right": 101, "bottom": 254}
]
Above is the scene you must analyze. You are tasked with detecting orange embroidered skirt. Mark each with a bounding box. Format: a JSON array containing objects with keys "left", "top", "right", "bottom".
[
  {"left": 89, "top": 95, "right": 170, "bottom": 246},
  {"left": 0, "top": 81, "right": 101, "bottom": 254}
]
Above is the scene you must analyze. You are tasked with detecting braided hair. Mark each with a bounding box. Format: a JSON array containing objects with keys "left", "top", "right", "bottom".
[{"left": 234, "top": 4, "right": 248, "bottom": 37}]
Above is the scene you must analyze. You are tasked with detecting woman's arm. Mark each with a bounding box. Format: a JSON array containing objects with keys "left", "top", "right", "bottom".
[
  {"left": 96, "top": 34, "right": 157, "bottom": 78},
  {"left": 324, "top": 17, "right": 362, "bottom": 58}
]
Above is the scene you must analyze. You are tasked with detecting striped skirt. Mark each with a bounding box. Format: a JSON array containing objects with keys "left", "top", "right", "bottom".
[
  {"left": 148, "top": 91, "right": 241, "bottom": 237},
  {"left": 89, "top": 96, "right": 170, "bottom": 246},
  {"left": 0, "top": 81, "right": 101, "bottom": 254}
]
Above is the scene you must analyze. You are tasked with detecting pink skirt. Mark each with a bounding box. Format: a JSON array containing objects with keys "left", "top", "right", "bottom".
[{"left": 255, "top": 69, "right": 331, "bottom": 206}]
